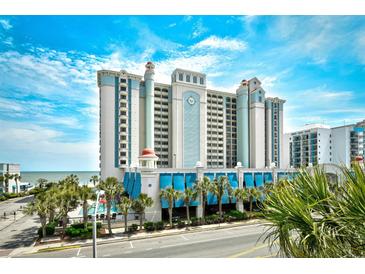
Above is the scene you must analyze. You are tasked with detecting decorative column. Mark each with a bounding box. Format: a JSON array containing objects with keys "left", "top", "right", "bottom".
[
  {"left": 236, "top": 80, "right": 249, "bottom": 168},
  {"left": 144, "top": 61, "right": 155, "bottom": 151},
  {"left": 195, "top": 161, "right": 204, "bottom": 218},
  {"left": 235, "top": 162, "right": 245, "bottom": 212}
]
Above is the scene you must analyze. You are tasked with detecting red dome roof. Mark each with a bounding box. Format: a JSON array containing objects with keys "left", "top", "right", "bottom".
[
  {"left": 141, "top": 148, "right": 156, "bottom": 157},
  {"left": 355, "top": 155, "right": 363, "bottom": 161}
]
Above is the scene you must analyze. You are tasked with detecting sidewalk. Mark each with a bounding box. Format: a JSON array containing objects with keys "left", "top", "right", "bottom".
[{"left": 23, "top": 219, "right": 267, "bottom": 255}]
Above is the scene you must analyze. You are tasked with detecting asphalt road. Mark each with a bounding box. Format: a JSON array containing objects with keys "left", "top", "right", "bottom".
[
  {"left": 19, "top": 223, "right": 280, "bottom": 258},
  {"left": 0, "top": 196, "right": 39, "bottom": 257}
]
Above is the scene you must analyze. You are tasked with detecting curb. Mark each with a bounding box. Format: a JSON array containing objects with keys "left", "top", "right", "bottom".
[{"left": 31, "top": 219, "right": 268, "bottom": 253}]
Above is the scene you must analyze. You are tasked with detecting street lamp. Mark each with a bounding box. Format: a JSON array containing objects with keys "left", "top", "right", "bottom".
[{"left": 92, "top": 189, "right": 104, "bottom": 258}]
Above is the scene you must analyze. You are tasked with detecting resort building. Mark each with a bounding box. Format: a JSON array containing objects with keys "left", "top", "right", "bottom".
[
  {"left": 283, "top": 120, "right": 365, "bottom": 168},
  {"left": 97, "top": 62, "right": 289, "bottom": 222},
  {"left": 0, "top": 163, "right": 20, "bottom": 193},
  {"left": 97, "top": 62, "right": 286, "bottom": 180}
]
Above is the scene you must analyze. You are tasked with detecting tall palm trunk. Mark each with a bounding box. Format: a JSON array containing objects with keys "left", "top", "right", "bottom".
[
  {"left": 249, "top": 197, "right": 253, "bottom": 212},
  {"left": 186, "top": 204, "right": 190, "bottom": 226},
  {"left": 124, "top": 213, "right": 128, "bottom": 233},
  {"left": 15, "top": 179, "right": 19, "bottom": 194},
  {"left": 139, "top": 213, "right": 143, "bottom": 230},
  {"left": 49, "top": 210, "right": 55, "bottom": 223},
  {"left": 83, "top": 201, "right": 88, "bottom": 228},
  {"left": 62, "top": 215, "right": 68, "bottom": 238},
  {"left": 40, "top": 215, "right": 47, "bottom": 238},
  {"left": 218, "top": 198, "right": 223, "bottom": 220},
  {"left": 168, "top": 207, "right": 173, "bottom": 228},
  {"left": 202, "top": 194, "right": 206, "bottom": 224},
  {"left": 107, "top": 201, "right": 112, "bottom": 235}
]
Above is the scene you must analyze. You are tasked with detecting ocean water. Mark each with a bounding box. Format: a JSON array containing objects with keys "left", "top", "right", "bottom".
[{"left": 20, "top": 171, "right": 99, "bottom": 186}]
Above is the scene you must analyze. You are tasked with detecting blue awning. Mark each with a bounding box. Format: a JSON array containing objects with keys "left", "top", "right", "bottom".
[
  {"left": 128, "top": 172, "right": 135, "bottom": 197},
  {"left": 244, "top": 173, "right": 254, "bottom": 188},
  {"left": 173, "top": 173, "right": 185, "bottom": 207},
  {"left": 255, "top": 173, "right": 264, "bottom": 188},
  {"left": 131, "top": 173, "right": 141, "bottom": 199},
  {"left": 204, "top": 173, "right": 217, "bottom": 205},
  {"left": 227, "top": 173, "right": 238, "bottom": 203},
  {"left": 264, "top": 172, "right": 273, "bottom": 183},
  {"left": 185, "top": 173, "right": 199, "bottom": 206},
  {"left": 277, "top": 172, "right": 288, "bottom": 181},
  {"left": 160, "top": 173, "right": 172, "bottom": 209},
  {"left": 123, "top": 172, "right": 130, "bottom": 192}
]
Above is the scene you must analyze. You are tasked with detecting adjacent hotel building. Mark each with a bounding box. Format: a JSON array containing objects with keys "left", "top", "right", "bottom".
[
  {"left": 97, "top": 62, "right": 286, "bottom": 181},
  {"left": 283, "top": 120, "right": 365, "bottom": 168}
]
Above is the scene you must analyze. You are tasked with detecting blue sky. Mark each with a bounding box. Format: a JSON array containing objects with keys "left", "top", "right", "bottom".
[{"left": 0, "top": 16, "right": 365, "bottom": 171}]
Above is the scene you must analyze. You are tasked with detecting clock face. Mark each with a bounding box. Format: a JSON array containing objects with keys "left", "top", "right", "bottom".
[{"left": 187, "top": 96, "right": 195, "bottom": 105}]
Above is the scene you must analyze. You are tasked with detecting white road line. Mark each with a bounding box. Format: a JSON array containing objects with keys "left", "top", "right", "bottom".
[
  {"left": 129, "top": 241, "right": 134, "bottom": 248},
  {"left": 103, "top": 254, "right": 112, "bottom": 257},
  {"left": 146, "top": 248, "right": 153, "bottom": 251},
  {"left": 180, "top": 235, "right": 188, "bottom": 241},
  {"left": 76, "top": 248, "right": 81, "bottom": 257}
]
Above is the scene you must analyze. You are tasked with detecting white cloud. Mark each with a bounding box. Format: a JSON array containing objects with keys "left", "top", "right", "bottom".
[
  {"left": 191, "top": 18, "right": 208, "bottom": 38},
  {"left": 192, "top": 35, "right": 247, "bottom": 51},
  {"left": 0, "top": 19, "right": 12, "bottom": 30}
]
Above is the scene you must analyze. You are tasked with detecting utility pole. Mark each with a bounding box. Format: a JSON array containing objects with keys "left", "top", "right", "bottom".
[{"left": 93, "top": 190, "right": 104, "bottom": 258}]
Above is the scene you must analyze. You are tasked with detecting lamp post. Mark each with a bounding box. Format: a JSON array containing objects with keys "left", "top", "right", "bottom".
[{"left": 93, "top": 190, "right": 104, "bottom": 258}]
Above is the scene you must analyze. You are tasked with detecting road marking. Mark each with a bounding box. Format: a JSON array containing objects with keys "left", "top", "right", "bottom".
[
  {"left": 129, "top": 241, "right": 134, "bottom": 248},
  {"left": 103, "top": 254, "right": 112, "bottom": 257},
  {"left": 146, "top": 248, "right": 153, "bottom": 251},
  {"left": 76, "top": 248, "right": 81, "bottom": 257},
  {"left": 180, "top": 235, "right": 188, "bottom": 241},
  {"left": 227, "top": 244, "right": 268, "bottom": 258}
]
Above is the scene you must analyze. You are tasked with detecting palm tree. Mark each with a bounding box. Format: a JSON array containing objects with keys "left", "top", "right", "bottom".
[
  {"left": 0, "top": 175, "right": 4, "bottom": 192},
  {"left": 233, "top": 188, "right": 249, "bottom": 211},
  {"left": 131, "top": 193, "right": 154, "bottom": 230},
  {"left": 97, "top": 177, "right": 122, "bottom": 236},
  {"left": 210, "top": 176, "right": 232, "bottom": 219},
  {"left": 4, "top": 172, "right": 14, "bottom": 193},
  {"left": 160, "top": 187, "right": 182, "bottom": 228},
  {"left": 37, "top": 178, "right": 48, "bottom": 189},
  {"left": 13, "top": 174, "right": 21, "bottom": 194},
  {"left": 194, "top": 176, "right": 211, "bottom": 223},
  {"left": 58, "top": 175, "right": 80, "bottom": 238},
  {"left": 118, "top": 196, "right": 132, "bottom": 233},
  {"left": 24, "top": 193, "right": 49, "bottom": 238},
  {"left": 262, "top": 163, "right": 365, "bottom": 258},
  {"left": 78, "top": 185, "right": 95, "bottom": 228},
  {"left": 90, "top": 175, "right": 99, "bottom": 187},
  {"left": 44, "top": 185, "right": 59, "bottom": 223},
  {"left": 183, "top": 188, "right": 197, "bottom": 226},
  {"left": 247, "top": 187, "right": 260, "bottom": 212}
]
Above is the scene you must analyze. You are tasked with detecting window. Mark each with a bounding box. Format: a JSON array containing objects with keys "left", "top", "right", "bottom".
[
  {"left": 179, "top": 73, "right": 183, "bottom": 81},
  {"left": 186, "top": 75, "right": 191, "bottom": 82},
  {"left": 259, "top": 96, "right": 262, "bottom": 102},
  {"left": 193, "top": 76, "right": 197, "bottom": 83},
  {"left": 200, "top": 77, "right": 204, "bottom": 85}
]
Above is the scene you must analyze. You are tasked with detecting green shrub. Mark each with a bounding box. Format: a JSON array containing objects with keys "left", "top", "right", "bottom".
[
  {"left": 65, "top": 227, "right": 81, "bottom": 237},
  {"left": 205, "top": 214, "right": 220, "bottom": 224},
  {"left": 177, "top": 220, "right": 186, "bottom": 228},
  {"left": 128, "top": 224, "right": 139, "bottom": 233},
  {"left": 144, "top": 222, "right": 155, "bottom": 232},
  {"left": 191, "top": 217, "right": 202, "bottom": 226},
  {"left": 0, "top": 196, "right": 6, "bottom": 202},
  {"left": 38, "top": 222, "right": 56, "bottom": 238},
  {"left": 226, "top": 210, "right": 247, "bottom": 221},
  {"left": 154, "top": 221, "right": 165, "bottom": 231},
  {"left": 72, "top": 222, "right": 102, "bottom": 230}
]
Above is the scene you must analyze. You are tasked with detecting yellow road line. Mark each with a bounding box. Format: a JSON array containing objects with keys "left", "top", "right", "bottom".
[
  {"left": 37, "top": 245, "right": 81, "bottom": 253},
  {"left": 227, "top": 243, "right": 269, "bottom": 258}
]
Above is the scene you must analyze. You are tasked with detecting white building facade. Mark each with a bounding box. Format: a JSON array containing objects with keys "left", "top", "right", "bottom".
[
  {"left": 0, "top": 163, "right": 20, "bottom": 193},
  {"left": 97, "top": 62, "right": 286, "bottom": 181},
  {"left": 283, "top": 120, "right": 365, "bottom": 168}
]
